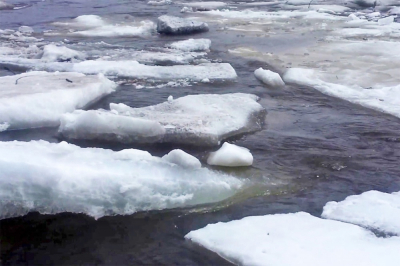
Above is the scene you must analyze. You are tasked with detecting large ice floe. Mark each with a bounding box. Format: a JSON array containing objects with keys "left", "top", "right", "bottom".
[
  {"left": 322, "top": 190, "right": 400, "bottom": 235},
  {"left": 0, "top": 71, "right": 116, "bottom": 130},
  {"left": 0, "top": 140, "right": 244, "bottom": 220},
  {"left": 48, "top": 15, "right": 156, "bottom": 37},
  {"left": 157, "top": 15, "right": 209, "bottom": 34},
  {"left": 59, "top": 93, "right": 266, "bottom": 146},
  {"left": 186, "top": 212, "right": 400, "bottom": 266}
]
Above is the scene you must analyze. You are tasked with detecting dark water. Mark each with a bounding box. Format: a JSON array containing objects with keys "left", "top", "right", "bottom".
[{"left": 1, "top": 0, "right": 400, "bottom": 265}]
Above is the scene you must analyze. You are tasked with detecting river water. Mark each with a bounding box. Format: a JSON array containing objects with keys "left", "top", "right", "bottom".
[{"left": 1, "top": 0, "right": 400, "bottom": 265}]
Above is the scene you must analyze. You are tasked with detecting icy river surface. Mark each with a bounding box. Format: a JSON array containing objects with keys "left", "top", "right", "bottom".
[{"left": 1, "top": 0, "right": 400, "bottom": 265}]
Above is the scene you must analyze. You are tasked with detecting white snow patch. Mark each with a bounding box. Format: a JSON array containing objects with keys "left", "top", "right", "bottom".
[
  {"left": 162, "top": 149, "right": 201, "bottom": 169},
  {"left": 0, "top": 140, "right": 244, "bottom": 219},
  {"left": 254, "top": 68, "right": 285, "bottom": 87},
  {"left": 0, "top": 72, "right": 116, "bottom": 130},
  {"left": 167, "top": 38, "right": 211, "bottom": 52},
  {"left": 59, "top": 93, "right": 265, "bottom": 146},
  {"left": 186, "top": 212, "right": 400, "bottom": 266},
  {"left": 322, "top": 190, "right": 400, "bottom": 235},
  {"left": 207, "top": 142, "right": 253, "bottom": 167}
]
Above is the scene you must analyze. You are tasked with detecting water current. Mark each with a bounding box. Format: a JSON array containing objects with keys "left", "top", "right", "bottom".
[{"left": 1, "top": 0, "right": 400, "bottom": 265}]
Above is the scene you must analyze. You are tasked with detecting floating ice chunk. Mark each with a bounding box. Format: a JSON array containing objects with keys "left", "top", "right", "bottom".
[
  {"left": 60, "top": 93, "right": 265, "bottom": 146},
  {"left": 157, "top": 15, "right": 209, "bottom": 34},
  {"left": 167, "top": 38, "right": 211, "bottom": 52},
  {"left": 254, "top": 68, "right": 285, "bottom": 87},
  {"left": 179, "top": 1, "right": 227, "bottom": 8},
  {"left": 322, "top": 190, "right": 400, "bottom": 235},
  {"left": 207, "top": 142, "right": 253, "bottom": 167},
  {"left": 51, "top": 15, "right": 156, "bottom": 37},
  {"left": 378, "top": 16, "right": 395, "bottom": 26},
  {"left": 0, "top": 140, "right": 244, "bottom": 220},
  {"left": 186, "top": 212, "right": 400, "bottom": 266},
  {"left": 71, "top": 61, "right": 237, "bottom": 81},
  {"left": 0, "top": 72, "right": 116, "bottom": 130},
  {"left": 162, "top": 149, "right": 201, "bottom": 169},
  {"left": 0, "top": 122, "right": 9, "bottom": 132},
  {"left": 18, "top": 26, "right": 34, "bottom": 34},
  {"left": 59, "top": 110, "right": 166, "bottom": 144},
  {"left": 181, "top": 6, "right": 193, "bottom": 13},
  {"left": 40, "top": 44, "right": 86, "bottom": 62},
  {"left": 147, "top": 0, "right": 172, "bottom": 5},
  {"left": 168, "top": 95, "right": 173, "bottom": 102},
  {"left": 348, "top": 13, "right": 360, "bottom": 21}
]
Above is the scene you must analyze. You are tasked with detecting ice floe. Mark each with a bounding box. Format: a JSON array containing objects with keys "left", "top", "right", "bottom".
[
  {"left": 0, "top": 140, "right": 244, "bottom": 220},
  {"left": 207, "top": 143, "right": 253, "bottom": 167},
  {"left": 59, "top": 93, "right": 265, "bottom": 146},
  {"left": 49, "top": 15, "right": 156, "bottom": 37},
  {"left": 0, "top": 71, "right": 116, "bottom": 130},
  {"left": 186, "top": 212, "right": 400, "bottom": 266},
  {"left": 254, "top": 68, "right": 285, "bottom": 88},
  {"left": 322, "top": 190, "right": 400, "bottom": 235},
  {"left": 157, "top": 15, "right": 209, "bottom": 34},
  {"left": 167, "top": 38, "right": 211, "bottom": 52}
]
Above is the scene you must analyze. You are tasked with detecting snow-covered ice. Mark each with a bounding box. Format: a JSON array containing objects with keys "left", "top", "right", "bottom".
[
  {"left": 59, "top": 93, "right": 265, "bottom": 146},
  {"left": 0, "top": 71, "right": 116, "bottom": 130},
  {"left": 167, "top": 38, "right": 211, "bottom": 52},
  {"left": 0, "top": 140, "right": 244, "bottom": 220},
  {"left": 186, "top": 212, "right": 400, "bottom": 266},
  {"left": 59, "top": 110, "right": 166, "bottom": 144},
  {"left": 322, "top": 190, "right": 400, "bottom": 235},
  {"left": 162, "top": 149, "right": 201, "bottom": 169},
  {"left": 157, "top": 15, "right": 209, "bottom": 34},
  {"left": 207, "top": 142, "right": 253, "bottom": 167},
  {"left": 254, "top": 68, "right": 285, "bottom": 87}
]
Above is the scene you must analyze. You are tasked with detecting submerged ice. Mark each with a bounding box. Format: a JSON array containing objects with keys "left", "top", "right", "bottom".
[{"left": 0, "top": 141, "right": 244, "bottom": 220}]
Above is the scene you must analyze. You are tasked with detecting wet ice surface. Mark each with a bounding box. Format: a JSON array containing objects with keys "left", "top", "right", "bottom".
[{"left": 1, "top": 0, "right": 400, "bottom": 265}]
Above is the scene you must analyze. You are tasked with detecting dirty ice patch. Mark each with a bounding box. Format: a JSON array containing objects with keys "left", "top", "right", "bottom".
[
  {"left": 322, "top": 190, "right": 400, "bottom": 236},
  {"left": 0, "top": 140, "right": 244, "bottom": 220},
  {"left": 49, "top": 15, "right": 156, "bottom": 37},
  {"left": 166, "top": 38, "right": 211, "bottom": 52},
  {"left": 283, "top": 68, "right": 400, "bottom": 119},
  {"left": 185, "top": 212, "right": 400, "bottom": 266},
  {"left": 0, "top": 72, "right": 116, "bottom": 130},
  {"left": 59, "top": 93, "right": 265, "bottom": 146}
]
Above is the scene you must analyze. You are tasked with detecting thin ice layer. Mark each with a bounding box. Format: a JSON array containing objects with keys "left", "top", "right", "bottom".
[
  {"left": 0, "top": 71, "right": 116, "bottom": 130},
  {"left": 59, "top": 93, "right": 265, "bottom": 146},
  {"left": 283, "top": 68, "right": 400, "bottom": 119},
  {"left": 186, "top": 212, "right": 400, "bottom": 266},
  {"left": 322, "top": 190, "right": 400, "bottom": 235},
  {"left": 0, "top": 140, "right": 244, "bottom": 220}
]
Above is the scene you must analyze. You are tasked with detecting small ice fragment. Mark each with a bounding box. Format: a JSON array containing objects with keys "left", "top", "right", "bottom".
[
  {"left": 162, "top": 149, "right": 201, "bottom": 168},
  {"left": 18, "top": 26, "right": 34, "bottom": 34},
  {"left": 254, "top": 68, "right": 285, "bottom": 87},
  {"left": 0, "top": 122, "right": 10, "bottom": 132},
  {"left": 348, "top": 14, "right": 360, "bottom": 21},
  {"left": 207, "top": 142, "right": 253, "bottom": 167},
  {"left": 168, "top": 95, "right": 173, "bottom": 102},
  {"left": 201, "top": 78, "right": 210, "bottom": 83}
]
